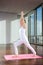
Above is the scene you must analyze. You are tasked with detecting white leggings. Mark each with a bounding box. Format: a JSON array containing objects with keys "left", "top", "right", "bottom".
[{"left": 13, "top": 36, "right": 36, "bottom": 55}]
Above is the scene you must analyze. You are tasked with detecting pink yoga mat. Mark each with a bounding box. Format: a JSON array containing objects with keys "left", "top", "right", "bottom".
[{"left": 4, "top": 54, "right": 42, "bottom": 61}]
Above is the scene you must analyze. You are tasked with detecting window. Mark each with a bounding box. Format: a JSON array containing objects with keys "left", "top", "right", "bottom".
[
  {"left": 28, "top": 13, "right": 35, "bottom": 43},
  {"left": 28, "top": 5, "right": 43, "bottom": 45},
  {"left": 31, "top": 13, "right": 34, "bottom": 36},
  {"left": 25, "top": 16, "right": 28, "bottom": 36},
  {"left": 37, "top": 7, "right": 42, "bottom": 35},
  {"left": 37, "top": 7, "right": 42, "bottom": 44}
]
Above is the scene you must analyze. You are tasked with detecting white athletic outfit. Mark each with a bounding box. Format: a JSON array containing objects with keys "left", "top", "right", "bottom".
[{"left": 14, "top": 27, "right": 36, "bottom": 55}]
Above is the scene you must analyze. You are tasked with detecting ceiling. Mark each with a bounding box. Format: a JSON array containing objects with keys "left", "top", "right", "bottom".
[{"left": 0, "top": 0, "right": 43, "bottom": 15}]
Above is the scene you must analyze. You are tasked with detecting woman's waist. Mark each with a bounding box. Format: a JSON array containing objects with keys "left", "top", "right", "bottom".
[{"left": 19, "top": 34, "right": 26, "bottom": 39}]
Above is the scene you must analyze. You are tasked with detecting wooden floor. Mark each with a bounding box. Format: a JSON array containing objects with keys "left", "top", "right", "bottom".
[{"left": 0, "top": 44, "right": 43, "bottom": 65}]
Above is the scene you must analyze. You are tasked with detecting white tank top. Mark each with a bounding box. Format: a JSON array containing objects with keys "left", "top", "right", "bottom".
[{"left": 19, "top": 27, "right": 26, "bottom": 40}]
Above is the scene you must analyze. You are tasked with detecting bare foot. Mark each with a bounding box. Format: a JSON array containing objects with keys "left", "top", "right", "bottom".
[
  {"left": 33, "top": 53, "right": 36, "bottom": 56},
  {"left": 12, "top": 54, "right": 18, "bottom": 58},
  {"left": 15, "top": 55, "right": 18, "bottom": 57}
]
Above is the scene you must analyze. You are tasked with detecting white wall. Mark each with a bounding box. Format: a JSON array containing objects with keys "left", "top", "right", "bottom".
[
  {"left": 0, "top": 20, "right": 6, "bottom": 44},
  {"left": 6, "top": 20, "right": 11, "bottom": 43},
  {"left": 0, "top": 13, "right": 17, "bottom": 44},
  {"left": 11, "top": 19, "right": 20, "bottom": 43}
]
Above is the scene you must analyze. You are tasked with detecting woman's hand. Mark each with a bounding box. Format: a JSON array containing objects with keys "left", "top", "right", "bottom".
[{"left": 21, "top": 11, "right": 24, "bottom": 18}]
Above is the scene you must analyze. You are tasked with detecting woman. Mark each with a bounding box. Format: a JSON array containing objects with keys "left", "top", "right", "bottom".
[{"left": 14, "top": 11, "right": 36, "bottom": 56}]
